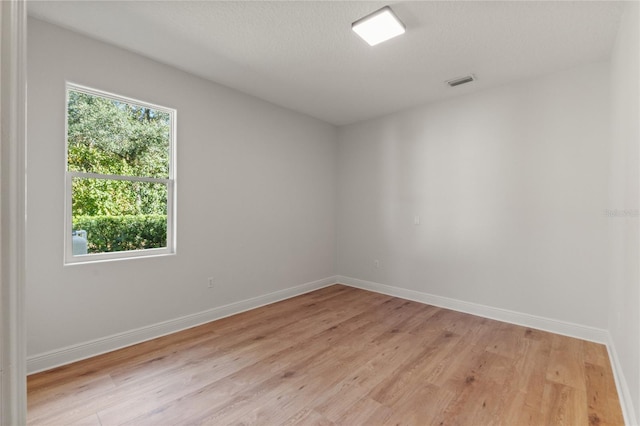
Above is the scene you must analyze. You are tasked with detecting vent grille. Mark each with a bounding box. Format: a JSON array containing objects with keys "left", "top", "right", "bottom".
[{"left": 447, "top": 75, "right": 475, "bottom": 87}]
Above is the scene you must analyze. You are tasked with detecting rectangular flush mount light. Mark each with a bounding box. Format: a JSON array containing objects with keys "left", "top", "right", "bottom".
[{"left": 352, "top": 6, "right": 405, "bottom": 46}]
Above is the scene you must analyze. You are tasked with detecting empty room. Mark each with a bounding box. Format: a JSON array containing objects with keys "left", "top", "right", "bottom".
[{"left": 1, "top": 0, "right": 638, "bottom": 424}]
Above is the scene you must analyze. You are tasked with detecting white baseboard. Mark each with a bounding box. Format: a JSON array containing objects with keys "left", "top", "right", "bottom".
[
  {"left": 606, "top": 334, "right": 638, "bottom": 426},
  {"left": 337, "top": 275, "right": 609, "bottom": 344},
  {"left": 27, "top": 276, "right": 338, "bottom": 374}
]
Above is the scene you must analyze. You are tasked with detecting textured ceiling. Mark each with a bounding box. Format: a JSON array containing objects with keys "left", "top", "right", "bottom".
[{"left": 28, "top": 1, "right": 625, "bottom": 125}]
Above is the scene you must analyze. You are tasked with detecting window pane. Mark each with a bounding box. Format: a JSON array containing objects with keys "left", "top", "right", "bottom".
[
  {"left": 67, "top": 90, "right": 171, "bottom": 179},
  {"left": 71, "top": 177, "right": 168, "bottom": 254}
]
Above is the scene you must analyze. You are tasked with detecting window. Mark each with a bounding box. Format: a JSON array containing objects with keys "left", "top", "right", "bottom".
[{"left": 65, "top": 84, "right": 176, "bottom": 263}]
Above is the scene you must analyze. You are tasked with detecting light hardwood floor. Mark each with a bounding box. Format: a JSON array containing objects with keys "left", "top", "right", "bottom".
[{"left": 27, "top": 285, "right": 623, "bottom": 425}]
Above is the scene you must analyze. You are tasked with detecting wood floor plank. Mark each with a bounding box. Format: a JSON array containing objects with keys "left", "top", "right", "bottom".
[
  {"left": 27, "top": 284, "right": 623, "bottom": 425},
  {"left": 585, "top": 362, "right": 625, "bottom": 426},
  {"left": 541, "top": 381, "right": 589, "bottom": 426},
  {"left": 584, "top": 339, "right": 610, "bottom": 367},
  {"left": 366, "top": 330, "right": 463, "bottom": 406},
  {"left": 334, "top": 396, "right": 384, "bottom": 425},
  {"left": 27, "top": 374, "right": 117, "bottom": 425},
  {"left": 379, "top": 383, "right": 455, "bottom": 426},
  {"left": 546, "top": 333, "right": 587, "bottom": 390},
  {"left": 67, "top": 413, "right": 102, "bottom": 426},
  {"left": 312, "top": 381, "right": 371, "bottom": 422},
  {"left": 501, "top": 337, "right": 550, "bottom": 424},
  {"left": 283, "top": 408, "right": 335, "bottom": 426}
]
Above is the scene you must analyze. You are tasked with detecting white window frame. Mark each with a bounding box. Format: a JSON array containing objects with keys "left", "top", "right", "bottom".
[{"left": 64, "top": 83, "right": 176, "bottom": 264}]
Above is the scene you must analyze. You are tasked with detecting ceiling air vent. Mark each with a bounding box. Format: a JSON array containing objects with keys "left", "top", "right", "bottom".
[{"left": 446, "top": 75, "right": 475, "bottom": 87}]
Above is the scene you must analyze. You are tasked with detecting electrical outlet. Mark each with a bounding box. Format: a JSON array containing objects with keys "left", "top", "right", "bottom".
[{"left": 208, "top": 277, "right": 214, "bottom": 289}]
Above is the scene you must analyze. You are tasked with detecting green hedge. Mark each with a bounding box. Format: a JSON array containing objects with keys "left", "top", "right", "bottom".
[{"left": 73, "top": 214, "right": 167, "bottom": 253}]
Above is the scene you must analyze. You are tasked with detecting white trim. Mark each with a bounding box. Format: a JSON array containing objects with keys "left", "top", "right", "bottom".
[
  {"left": 607, "top": 333, "right": 638, "bottom": 426},
  {"left": 65, "top": 247, "right": 175, "bottom": 265},
  {"left": 68, "top": 82, "right": 176, "bottom": 116},
  {"left": 0, "top": 0, "right": 27, "bottom": 423},
  {"left": 337, "top": 275, "right": 609, "bottom": 344},
  {"left": 27, "top": 276, "right": 338, "bottom": 374}
]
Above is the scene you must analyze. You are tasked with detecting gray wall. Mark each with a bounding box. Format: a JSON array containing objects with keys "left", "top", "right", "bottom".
[
  {"left": 26, "top": 18, "right": 337, "bottom": 357},
  {"left": 337, "top": 62, "right": 611, "bottom": 329},
  {"left": 608, "top": 3, "right": 640, "bottom": 423}
]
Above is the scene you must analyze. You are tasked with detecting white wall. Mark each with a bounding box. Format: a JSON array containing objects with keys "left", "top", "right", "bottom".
[
  {"left": 26, "top": 19, "right": 337, "bottom": 362},
  {"left": 337, "top": 62, "right": 611, "bottom": 329},
  {"left": 608, "top": 3, "right": 640, "bottom": 424}
]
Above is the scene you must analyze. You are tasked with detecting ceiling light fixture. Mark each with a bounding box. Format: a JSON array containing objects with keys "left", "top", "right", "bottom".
[{"left": 352, "top": 6, "right": 405, "bottom": 47}]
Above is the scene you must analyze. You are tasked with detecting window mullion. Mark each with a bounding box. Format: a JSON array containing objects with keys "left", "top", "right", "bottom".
[{"left": 67, "top": 171, "right": 171, "bottom": 185}]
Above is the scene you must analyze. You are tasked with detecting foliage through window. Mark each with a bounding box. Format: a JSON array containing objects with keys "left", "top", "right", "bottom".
[{"left": 65, "top": 84, "right": 175, "bottom": 263}]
